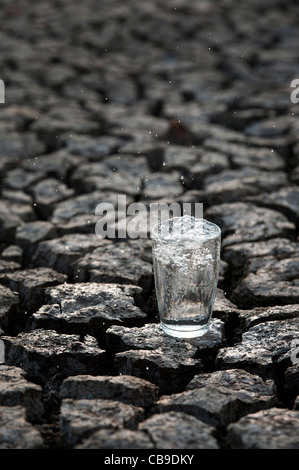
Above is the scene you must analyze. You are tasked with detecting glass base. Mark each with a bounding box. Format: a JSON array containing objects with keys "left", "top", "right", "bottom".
[{"left": 161, "top": 322, "right": 210, "bottom": 339}]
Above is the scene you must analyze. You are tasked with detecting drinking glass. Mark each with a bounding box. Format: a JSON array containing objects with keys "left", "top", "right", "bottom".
[{"left": 151, "top": 216, "right": 221, "bottom": 339}]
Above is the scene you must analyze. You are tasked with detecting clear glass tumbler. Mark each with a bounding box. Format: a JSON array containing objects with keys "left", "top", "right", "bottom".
[{"left": 151, "top": 215, "right": 221, "bottom": 339}]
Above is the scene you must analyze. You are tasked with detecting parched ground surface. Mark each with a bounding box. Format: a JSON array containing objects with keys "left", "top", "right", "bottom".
[{"left": 0, "top": 0, "right": 299, "bottom": 449}]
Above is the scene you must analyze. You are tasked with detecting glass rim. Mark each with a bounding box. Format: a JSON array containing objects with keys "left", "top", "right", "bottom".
[{"left": 151, "top": 216, "right": 221, "bottom": 242}]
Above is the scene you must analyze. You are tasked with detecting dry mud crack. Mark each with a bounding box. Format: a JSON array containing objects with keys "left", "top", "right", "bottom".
[{"left": 0, "top": 0, "right": 299, "bottom": 450}]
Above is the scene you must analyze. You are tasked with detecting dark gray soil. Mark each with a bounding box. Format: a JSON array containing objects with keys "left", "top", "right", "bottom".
[{"left": 0, "top": 0, "right": 299, "bottom": 450}]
